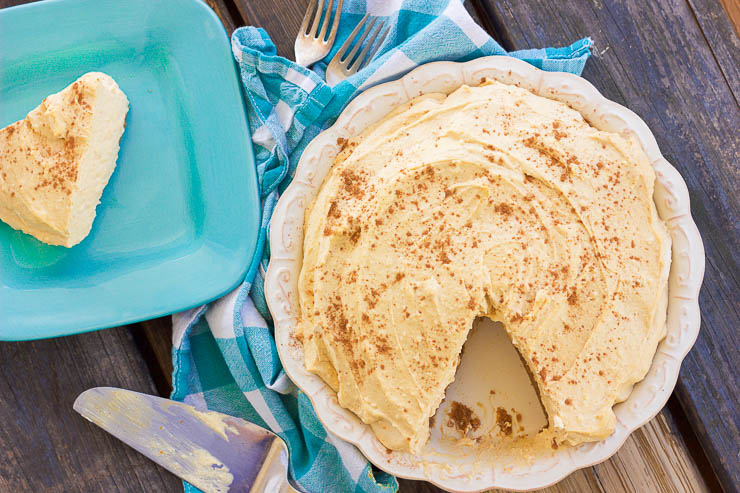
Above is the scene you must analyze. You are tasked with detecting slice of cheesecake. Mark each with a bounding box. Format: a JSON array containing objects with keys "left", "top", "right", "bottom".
[{"left": 0, "top": 72, "right": 129, "bottom": 247}]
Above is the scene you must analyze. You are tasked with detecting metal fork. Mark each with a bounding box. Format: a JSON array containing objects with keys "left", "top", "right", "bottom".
[
  {"left": 326, "top": 14, "right": 390, "bottom": 86},
  {"left": 295, "top": 0, "right": 343, "bottom": 67}
]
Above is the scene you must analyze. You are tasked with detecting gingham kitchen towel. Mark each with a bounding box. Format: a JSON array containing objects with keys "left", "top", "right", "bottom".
[{"left": 172, "top": 1, "right": 592, "bottom": 492}]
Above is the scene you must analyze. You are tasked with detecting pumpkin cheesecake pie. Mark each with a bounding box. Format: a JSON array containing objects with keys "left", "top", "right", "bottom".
[{"left": 296, "top": 80, "right": 671, "bottom": 453}]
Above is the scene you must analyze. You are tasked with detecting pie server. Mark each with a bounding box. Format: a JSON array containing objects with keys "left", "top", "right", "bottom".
[{"left": 73, "top": 387, "right": 300, "bottom": 493}]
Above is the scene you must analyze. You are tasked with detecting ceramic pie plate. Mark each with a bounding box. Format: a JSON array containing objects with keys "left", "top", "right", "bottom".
[{"left": 264, "top": 56, "right": 705, "bottom": 491}]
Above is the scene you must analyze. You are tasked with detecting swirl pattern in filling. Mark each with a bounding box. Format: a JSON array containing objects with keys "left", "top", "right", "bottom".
[{"left": 297, "top": 80, "right": 671, "bottom": 453}]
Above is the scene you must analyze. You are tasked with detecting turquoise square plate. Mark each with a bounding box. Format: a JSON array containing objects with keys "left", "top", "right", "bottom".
[{"left": 0, "top": 0, "right": 259, "bottom": 340}]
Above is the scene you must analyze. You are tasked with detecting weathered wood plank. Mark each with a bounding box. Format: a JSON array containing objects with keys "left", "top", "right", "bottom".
[
  {"left": 133, "top": 317, "right": 177, "bottom": 396},
  {"left": 1, "top": 0, "right": 727, "bottom": 491},
  {"left": 719, "top": 0, "right": 740, "bottom": 35},
  {"left": 478, "top": 2, "right": 739, "bottom": 490},
  {"left": 232, "top": 0, "right": 307, "bottom": 58},
  {"left": 0, "top": 327, "right": 181, "bottom": 492},
  {"left": 687, "top": 0, "right": 740, "bottom": 103},
  {"left": 203, "top": 0, "right": 238, "bottom": 34}
]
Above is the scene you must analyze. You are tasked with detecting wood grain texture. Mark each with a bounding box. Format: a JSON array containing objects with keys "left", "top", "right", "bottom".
[
  {"left": 133, "top": 318, "right": 177, "bottom": 397},
  {"left": 719, "top": 0, "right": 740, "bottom": 35},
  {"left": 232, "top": 0, "right": 306, "bottom": 59},
  {"left": 203, "top": 0, "right": 238, "bottom": 34},
  {"left": 688, "top": 0, "right": 740, "bottom": 104},
  {"left": 477, "top": 2, "right": 739, "bottom": 490},
  {"left": 0, "top": 327, "right": 181, "bottom": 492},
  {"left": 0, "top": 0, "right": 733, "bottom": 491}
]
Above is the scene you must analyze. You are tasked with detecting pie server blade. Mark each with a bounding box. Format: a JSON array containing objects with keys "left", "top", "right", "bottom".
[{"left": 73, "top": 387, "right": 299, "bottom": 493}]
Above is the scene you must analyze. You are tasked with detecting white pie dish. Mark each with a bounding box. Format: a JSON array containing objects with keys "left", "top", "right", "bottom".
[{"left": 264, "top": 56, "right": 704, "bottom": 492}]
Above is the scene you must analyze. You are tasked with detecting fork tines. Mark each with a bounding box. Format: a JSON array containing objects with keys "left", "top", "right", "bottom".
[
  {"left": 295, "top": 0, "right": 344, "bottom": 67},
  {"left": 299, "top": 0, "right": 343, "bottom": 41},
  {"left": 326, "top": 14, "right": 390, "bottom": 85},
  {"left": 337, "top": 14, "right": 389, "bottom": 71}
]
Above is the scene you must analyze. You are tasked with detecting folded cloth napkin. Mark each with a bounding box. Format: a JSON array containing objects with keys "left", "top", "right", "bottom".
[{"left": 172, "top": 1, "right": 591, "bottom": 492}]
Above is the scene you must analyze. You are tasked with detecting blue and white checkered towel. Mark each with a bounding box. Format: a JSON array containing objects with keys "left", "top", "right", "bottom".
[{"left": 172, "top": 1, "right": 591, "bottom": 492}]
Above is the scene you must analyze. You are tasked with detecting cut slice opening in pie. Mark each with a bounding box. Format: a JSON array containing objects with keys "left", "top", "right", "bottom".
[{"left": 433, "top": 318, "right": 548, "bottom": 445}]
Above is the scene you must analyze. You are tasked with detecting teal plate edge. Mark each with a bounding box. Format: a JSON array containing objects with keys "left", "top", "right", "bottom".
[{"left": 0, "top": 0, "right": 259, "bottom": 340}]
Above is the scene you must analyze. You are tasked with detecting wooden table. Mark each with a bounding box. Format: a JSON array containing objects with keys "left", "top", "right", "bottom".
[{"left": 1, "top": 0, "right": 737, "bottom": 491}]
